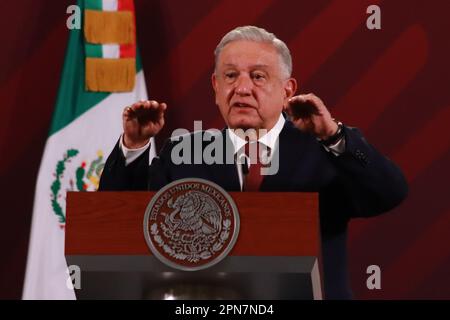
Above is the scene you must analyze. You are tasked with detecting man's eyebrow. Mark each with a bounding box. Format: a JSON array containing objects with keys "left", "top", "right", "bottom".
[{"left": 250, "top": 64, "right": 270, "bottom": 69}]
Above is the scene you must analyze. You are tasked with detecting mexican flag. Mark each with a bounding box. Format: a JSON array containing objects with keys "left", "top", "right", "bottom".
[{"left": 22, "top": 0, "right": 154, "bottom": 299}]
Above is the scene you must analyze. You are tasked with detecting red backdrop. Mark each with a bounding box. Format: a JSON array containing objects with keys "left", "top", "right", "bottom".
[{"left": 0, "top": 0, "right": 449, "bottom": 299}]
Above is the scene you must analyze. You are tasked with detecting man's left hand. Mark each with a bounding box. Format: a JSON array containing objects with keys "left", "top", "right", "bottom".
[{"left": 285, "top": 93, "right": 338, "bottom": 140}]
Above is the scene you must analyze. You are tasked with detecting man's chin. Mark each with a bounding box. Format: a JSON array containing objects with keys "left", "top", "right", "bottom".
[{"left": 227, "top": 117, "right": 261, "bottom": 131}]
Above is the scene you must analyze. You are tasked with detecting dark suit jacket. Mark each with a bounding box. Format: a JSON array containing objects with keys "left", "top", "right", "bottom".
[{"left": 99, "top": 120, "right": 408, "bottom": 299}]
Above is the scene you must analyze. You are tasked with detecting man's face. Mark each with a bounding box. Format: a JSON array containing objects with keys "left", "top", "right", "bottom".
[{"left": 212, "top": 40, "right": 296, "bottom": 131}]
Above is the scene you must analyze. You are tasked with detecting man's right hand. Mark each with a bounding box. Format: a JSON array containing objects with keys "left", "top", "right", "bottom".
[{"left": 122, "top": 100, "right": 167, "bottom": 149}]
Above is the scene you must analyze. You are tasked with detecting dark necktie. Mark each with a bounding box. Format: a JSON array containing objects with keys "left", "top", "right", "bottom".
[{"left": 239, "top": 142, "right": 269, "bottom": 191}]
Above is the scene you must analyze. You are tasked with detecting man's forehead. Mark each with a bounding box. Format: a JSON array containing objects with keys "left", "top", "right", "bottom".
[
  {"left": 217, "top": 41, "right": 279, "bottom": 68},
  {"left": 220, "top": 40, "right": 277, "bottom": 55}
]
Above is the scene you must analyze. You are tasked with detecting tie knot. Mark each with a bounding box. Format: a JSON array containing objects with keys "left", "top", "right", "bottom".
[{"left": 237, "top": 142, "right": 270, "bottom": 166}]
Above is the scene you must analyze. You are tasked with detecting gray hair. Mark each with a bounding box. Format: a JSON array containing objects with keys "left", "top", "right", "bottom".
[{"left": 214, "top": 26, "right": 292, "bottom": 78}]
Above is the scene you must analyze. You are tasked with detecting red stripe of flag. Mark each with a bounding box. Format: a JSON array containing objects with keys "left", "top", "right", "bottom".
[
  {"left": 118, "top": 0, "right": 134, "bottom": 11},
  {"left": 118, "top": 0, "right": 136, "bottom": 58}
]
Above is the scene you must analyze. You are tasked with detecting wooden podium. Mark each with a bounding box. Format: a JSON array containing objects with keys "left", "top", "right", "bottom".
[{"left": 65, "top": 191, "right": 322, "bottom": 299}]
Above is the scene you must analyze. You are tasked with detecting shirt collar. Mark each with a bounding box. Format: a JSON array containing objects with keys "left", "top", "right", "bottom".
[{"left": 227, "top": 113, "right": 285, "bottom": 154}]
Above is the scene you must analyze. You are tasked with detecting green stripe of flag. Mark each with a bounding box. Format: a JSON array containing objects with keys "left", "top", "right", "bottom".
[
  {"left": 85, "top": 43, "right": 103, "bottom": 58},
  {"left": 84, "top": 0, "right": 103, "bottom": 11}
]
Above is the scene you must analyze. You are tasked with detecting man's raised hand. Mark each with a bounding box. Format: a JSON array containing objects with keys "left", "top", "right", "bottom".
[
  {"left": 285, "top": 93, "right": 338, "bottom": 140},
  {"left": 122, "top": 100, "right": 167, "bottom": 149}
]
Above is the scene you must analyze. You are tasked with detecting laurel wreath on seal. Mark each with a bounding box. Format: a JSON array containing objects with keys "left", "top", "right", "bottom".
[
  {"left": 150, "top": 219, "right": 232, "bottom": 262},
  {"left": 50, "top": 149, "right": 79, "bottom": 224},
  {"left": 50, "top": 149, "right": 104, "bottom": 225}
]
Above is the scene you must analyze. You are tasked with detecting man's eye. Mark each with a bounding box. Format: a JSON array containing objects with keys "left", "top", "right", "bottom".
[
  {"left": 225, "top": 73, "right": 237, "bottom": 79},
  {"left": 252, "top": 73, "right": 266, "bottom": 81}
]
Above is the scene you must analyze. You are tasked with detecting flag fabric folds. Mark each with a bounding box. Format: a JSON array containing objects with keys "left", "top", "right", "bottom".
[{"left": 22, "top": 0, "right": 153, "bottom": 299}]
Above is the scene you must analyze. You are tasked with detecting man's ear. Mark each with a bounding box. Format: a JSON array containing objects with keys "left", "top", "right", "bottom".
[
  {"left": 211, "top": 73, "right": 218, "bottom": 92},
  {"left": 284, "top": 78, "right": 297, "bottom": 100},
  {"left": 211, "top": 73, "right": 219, "bottom": 104}
]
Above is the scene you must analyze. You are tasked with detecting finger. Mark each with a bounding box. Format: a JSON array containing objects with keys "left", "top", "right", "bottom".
[
  {"left": 159, "top": 102, "right": 167, "bottom": 111},
  {"left": 149, "top": 100, "right": 160, "bottom": 109},
  {"left": 289, "top": 95, "right": 307, "bottom": 104},
  {"left": 157, "top": 103, "right": 167, "bottom": 119},
  {"left": 123, "top": 105, "right": 131, "bottom": 114},
  {"left": 285, "top": 104, "right": 293, "bottom": 117},
  {"left": 298, "top": 93, "right": 320, "bottom": 105},
  {"left": 305, "top": 93, "right": 327, "bottom": 116},
  {"left": 128, "top": 102, "right": 140, "bottom": 112},
  {"left": 133, "top": 100, "right": 151, "bottom": 110},
  {"left": 134, "top": 100, "right": 157, "bottom": 119},
  {"left": 158, "top": 115, "right": 165, "bottom": 128},
  {"left": 146, "top": 101, "right": 165, "bottom": 119},
  {"left": 134, "top": 101, "right": 148, "bottom": 112},
  {"left": 290, "top": 94, "right": 320, "bottom": 105},
  {"left": 123, "top": 105, "right": 136, "bottom": 119},
  {"left": 158, "top": 102, "right": 167, "bottom": 119},
  {"left": 288, "top": 99, "right": 320, "bottom": 119}
]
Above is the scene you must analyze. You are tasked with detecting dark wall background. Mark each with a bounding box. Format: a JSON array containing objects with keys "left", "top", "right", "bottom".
[{"left": 1, "top": 0, "right": 449, "bottom": 299}]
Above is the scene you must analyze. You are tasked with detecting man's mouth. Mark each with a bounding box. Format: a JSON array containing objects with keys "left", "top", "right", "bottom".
[{"left": 232, "top": 102, "right": 255, "bottom": 109}]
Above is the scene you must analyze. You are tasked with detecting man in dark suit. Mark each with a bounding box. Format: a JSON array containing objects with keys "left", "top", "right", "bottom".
[{"left": 99, "top": 26, "right": 408, "bottom": 299}]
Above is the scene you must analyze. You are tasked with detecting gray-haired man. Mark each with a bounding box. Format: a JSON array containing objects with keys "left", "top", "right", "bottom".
[{"left": 99, "top": 26, "right": 408, "bottom": 299}]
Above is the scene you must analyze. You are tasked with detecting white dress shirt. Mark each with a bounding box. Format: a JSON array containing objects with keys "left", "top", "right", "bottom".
[{"left": 227, "top": 114, "right": 285, "bottom": 189}]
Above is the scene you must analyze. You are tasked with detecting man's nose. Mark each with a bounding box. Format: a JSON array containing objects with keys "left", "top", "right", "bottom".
[{"left": 234, "top": 75, "right": 253, "bottom": 96}]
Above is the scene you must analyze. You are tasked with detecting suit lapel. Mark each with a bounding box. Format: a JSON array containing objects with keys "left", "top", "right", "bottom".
[
  {"left": 204, "top": 128, "right": 241, "bottom": 191},
  {"left": 261, "top": 121, "right": 305, "bottom": 191}
]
